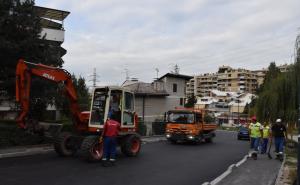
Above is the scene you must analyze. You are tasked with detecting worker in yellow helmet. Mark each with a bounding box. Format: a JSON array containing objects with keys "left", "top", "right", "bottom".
[
  {"left": 260, "top": 122, "right": 271, "bottom": 154},
  {"left": 248, "top": 116, "right": 263, "bottom": 160}
]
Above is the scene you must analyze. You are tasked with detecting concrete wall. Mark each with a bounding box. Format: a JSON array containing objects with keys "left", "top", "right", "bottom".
[
  {"left": 134, "top": 95, "right": 184, "bottom": 123},
  {"left": 135, "top": 96, "right": 167, "bottom": 122},
  {"left": 163, "top": 77, "right": 186, "bottom": 97},
  {"left": 40, "top": 28, "right": 65, "bottom": 42}
]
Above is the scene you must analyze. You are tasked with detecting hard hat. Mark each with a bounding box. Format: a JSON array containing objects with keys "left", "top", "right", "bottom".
[
  {"left": 276, "top": 118, "right": 282, "bottom": 123},
  {"left": 251, "top": 116, "right": 257, "bottom": 121}
]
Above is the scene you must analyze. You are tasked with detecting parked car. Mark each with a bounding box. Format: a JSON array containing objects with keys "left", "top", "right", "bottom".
[{"left": 237, "top": 126, "right": 250, "bottom": 140}]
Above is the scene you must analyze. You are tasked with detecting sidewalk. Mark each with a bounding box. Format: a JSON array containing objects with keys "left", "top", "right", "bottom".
[
  {"left": 218, "top": 152, "right": 282, "bottom": 185},
  {"left": 0, "top": 136, "right": 166, "bottom": 159}
]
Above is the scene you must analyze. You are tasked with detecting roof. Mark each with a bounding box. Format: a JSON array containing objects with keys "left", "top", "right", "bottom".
[
  {"left": 34, "top": 6, "right": 70, "bottom": 21},
  {"left": 157, "top": 73, "right": 193, "bottom": 81},
  {"left": 196, "top": 96, "right": 218, "bottom": 105},
  {"left": 124, "top": 82, "right": 169, "bottom": 97}
]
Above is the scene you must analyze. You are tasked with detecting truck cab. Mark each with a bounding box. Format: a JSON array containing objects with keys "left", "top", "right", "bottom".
[{"left": 165, "top": 109, "right": 217, "bottom": 144}]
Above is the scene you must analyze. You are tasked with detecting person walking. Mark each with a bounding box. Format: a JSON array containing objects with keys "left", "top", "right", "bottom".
[
  {"left": 271, "top": 118, "right": 287, "bottom": 161},
  {"left": 261, "top": 122, "right": 271, "bottom": 154},
  {"left": 248, "top": 116, "right": 263, "bottom": 160},
  {"left": 101, "top": 114, "right": 121, "bottom": 166}
]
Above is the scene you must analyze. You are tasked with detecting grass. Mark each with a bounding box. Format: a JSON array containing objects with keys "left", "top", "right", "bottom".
[{"left": 283, "top": 140, "right": 297, "bottom": 184}]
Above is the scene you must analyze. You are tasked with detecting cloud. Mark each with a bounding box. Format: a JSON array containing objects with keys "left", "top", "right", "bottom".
[{"left": 35, "top": 0, "right": 300, "bottom": 86}]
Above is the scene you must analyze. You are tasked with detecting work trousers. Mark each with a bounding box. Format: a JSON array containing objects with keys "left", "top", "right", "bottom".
[
  {"left": 260, "top": 138, "right": 269, "bottom": 154},
  {"left": 250, "top": 137, "right": 260, "bottom": 152},
  {"left": 103, "top": 136, "right": 117, "bottom": 160},
  {"left": 274, "top": 137, "right": 285, "bottom": 154}
]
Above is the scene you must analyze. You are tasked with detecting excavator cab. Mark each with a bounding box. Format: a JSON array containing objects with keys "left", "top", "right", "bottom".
[{"left": 89, "top": 86, "right": 136, "bottom": 131}]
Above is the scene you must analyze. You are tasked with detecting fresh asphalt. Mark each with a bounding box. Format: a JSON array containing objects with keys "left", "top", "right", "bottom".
[{"left": 0, "top": 131, "right": 249, "bottom": 185}]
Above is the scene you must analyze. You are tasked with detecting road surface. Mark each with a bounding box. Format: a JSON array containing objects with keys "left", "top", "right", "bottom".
[{"left": 0, "top": 131, "right": 249, "bottom": 185}]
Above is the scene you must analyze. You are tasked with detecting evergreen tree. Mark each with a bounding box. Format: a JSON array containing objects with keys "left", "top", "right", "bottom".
[
  {"left": 0, "top": 0, "right": 64, "bottom": 99},
  {"left": 0, "top": 0, "right": 65, "bottom": 120},
  {"left": 185, "top": 95, "right": 197, "bottom": 108}
]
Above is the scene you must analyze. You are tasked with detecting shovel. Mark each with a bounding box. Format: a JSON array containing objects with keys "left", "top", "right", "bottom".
[{"left": 267, "top": 137, "right": 273, "bottom": 159}]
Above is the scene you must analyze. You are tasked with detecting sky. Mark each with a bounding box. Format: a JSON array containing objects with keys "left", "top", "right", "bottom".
[{"left": 35, "top": 0, "right": 300, "bottom": 86}]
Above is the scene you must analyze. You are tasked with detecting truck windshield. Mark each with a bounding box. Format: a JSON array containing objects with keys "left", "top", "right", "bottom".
[{"left": 168, "top": 112, "right": 194, "bottom": 124}]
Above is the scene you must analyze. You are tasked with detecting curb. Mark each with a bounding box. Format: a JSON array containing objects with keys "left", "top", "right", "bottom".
[
  {"left": 0, "top": 146, "right": 54, "bottom": 159},
  {"left": 274, "top": 155, "right": 286, "bottom": 185},
  {"left": 0, "top": 137, "right": 166, "bottom": 159},
  {"left": 142, "top": 137, "right": 166, "bottom": 144},
  {"left": 202, "top": 154, "right": 249, "bottom": 185}
]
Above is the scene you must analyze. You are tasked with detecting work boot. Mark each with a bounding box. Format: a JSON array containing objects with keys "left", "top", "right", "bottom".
[
  {"left": 109, "top": 158, "right": 116, "bottom": 166},
  {"left": 278, "top": 153, "right": 284, "bottom": 161},
  {"left": 251, "top": 152, "right": 257, "bottom": 160},
  {"left": 102, "top": 158, "right": 109, "bottom": 167}
]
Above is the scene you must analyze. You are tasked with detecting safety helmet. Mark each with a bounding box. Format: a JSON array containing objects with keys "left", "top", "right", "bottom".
[
  {"left": 276, "top": 118, "right": 282, "bottom": 123},
  {"left": 251, "top": 116, "right": 257, "bottom": 121}
]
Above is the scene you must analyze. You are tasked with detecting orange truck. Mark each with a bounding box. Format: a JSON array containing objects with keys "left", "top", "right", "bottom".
[{"left": 165, "top": 108, "right": 217, "bottom": 144}]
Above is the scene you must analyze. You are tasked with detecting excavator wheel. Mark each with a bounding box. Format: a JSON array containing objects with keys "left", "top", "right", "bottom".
[
  {"left": 80, "top": 135, "right": 103, "bottom": 162},
  {"left": 121, "top": 134, "right": 141, "bottom": 157},
  {"left": 53, "top": 132, "right": 76, "bottom": 157}
]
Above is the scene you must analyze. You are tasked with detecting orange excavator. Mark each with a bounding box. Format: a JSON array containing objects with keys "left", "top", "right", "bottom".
[{"left": 16, "top": 59, "right": 141, "bottom": 161}]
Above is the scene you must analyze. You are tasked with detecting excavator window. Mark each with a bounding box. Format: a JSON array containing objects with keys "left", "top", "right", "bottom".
[
  {"left": 90, "top": 89, "right": 108, "bottom": 126},
  {"left": 123, "top": 92, "right": 134, "bottom": 126},
  {"left": 109, "top": 90, "right": 122, "bottom": 123}
]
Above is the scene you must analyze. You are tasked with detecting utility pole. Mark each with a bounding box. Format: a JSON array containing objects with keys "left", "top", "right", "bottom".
[
  {"left": 295, "top": 31, "right": 300, "bottom": 185},
  {"left": 155, "top": 68, "right": 159, "bottom": 79},
  {"left": 89, "top": 68, "right": 100, "bottom": 87},
  {"left": 174, "top": 64, "right": 180, "bottom": 74},
  {"left": 124, "top": 68, "right": 129, "bottom": 81}
]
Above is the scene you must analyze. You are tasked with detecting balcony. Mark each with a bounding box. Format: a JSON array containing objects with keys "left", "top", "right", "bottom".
[{"left": 40, "top": 28, "right": 65, "bottom": 42}]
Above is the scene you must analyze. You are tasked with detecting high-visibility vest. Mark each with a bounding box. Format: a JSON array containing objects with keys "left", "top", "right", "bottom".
[
  {"left": 263, "top": 125, "right": 270, "bottom": 138},
  {"left": 249, "top": 122, "right": 262, "bottom": 138}
]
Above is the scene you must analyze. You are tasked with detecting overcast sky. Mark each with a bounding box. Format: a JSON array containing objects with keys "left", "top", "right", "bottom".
[{"left": 36, "top": 0, "right": 300, "bottom": 86}]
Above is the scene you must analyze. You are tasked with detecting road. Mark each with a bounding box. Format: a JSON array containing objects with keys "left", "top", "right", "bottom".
[{"left": 0, "top": 131, "right": 249, "bottom": 185}]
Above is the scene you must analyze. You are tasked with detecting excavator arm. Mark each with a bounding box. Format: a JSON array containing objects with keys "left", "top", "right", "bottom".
[{"left": 16, "top": 59, "right": 88, "bottom": 131}]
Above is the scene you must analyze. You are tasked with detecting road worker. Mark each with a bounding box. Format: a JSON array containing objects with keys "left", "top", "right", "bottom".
[
  {"left": 260, "top": 122, "right": 271, "bottom": 154},
  {"left": 248, "top": 116, "right": 263, "bottom": 160},
  {"left": 271, "top": 119, "right": 287, "bottom": 161},
  {"left": 101, "top": 113, "right": 121, "bottom": 166}
]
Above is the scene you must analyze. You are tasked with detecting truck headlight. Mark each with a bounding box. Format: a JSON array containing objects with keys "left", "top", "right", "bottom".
[
  {"left": 166, "top": 134, "right": 171, "bottom": 138},
  {"left": 188, "top": 135, "right": 194, "bottom": 140}
]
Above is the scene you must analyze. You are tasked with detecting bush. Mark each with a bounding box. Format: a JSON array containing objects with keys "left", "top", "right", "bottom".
[
  {"left": 137, "top": 121, "right": 147, "bottom": 136},
  {"left": 0, "top": 120, "right": 49, "bottom": 147},
  {"left": 152, "top": 121, "right": 166, "bottom": 135}
]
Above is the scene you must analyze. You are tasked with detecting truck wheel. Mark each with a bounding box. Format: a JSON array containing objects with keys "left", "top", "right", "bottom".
[
  {"left": 53, "top": 132, "right": 76, "bottom": 157},
  {"left": 80, "top": 135, "right": 103, "bottom": 162},
  {"left": 121, "top": 135, "right": 141, "bottom": 157},
  {"left": 205, "top": 138, "right": 213, "bottom": 143},
  {"left": 168, "top": 139, "right": 177, "bottom": 144}
]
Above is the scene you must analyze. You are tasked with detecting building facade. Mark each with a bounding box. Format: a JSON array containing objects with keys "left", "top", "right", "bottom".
[
  {"left": 123, "top": 73, "right": 192, "bottom": 123},
  {"left": 187, "top": 66, "right": 258, "bottom": 97}
]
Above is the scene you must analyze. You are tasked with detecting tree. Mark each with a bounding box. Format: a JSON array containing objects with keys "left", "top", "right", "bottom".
[
  {"left": 185, "top": 95, "right": 197, "bottom": 108},
  {"left": 0, "top": 0, "right": 65, "bottom": 120},
  {"left": 55, "top": 75, "right": 90, "bottom": 118},
  {"left": 0, "top": 0, "right": 64, "bottom": 95}
]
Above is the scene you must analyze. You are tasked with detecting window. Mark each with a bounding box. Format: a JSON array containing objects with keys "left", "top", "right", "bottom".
[
  {"left": 173, "top": 83, "right": 177, "bottom": 92},
  {"left": 123, "top": 92, "right": 134, "bottom": 126},
  {"left": 180, "top": 98, "right": 184, "bottom": 105},
  {"left": 124, "top": 92, "right": 134, "bottom": 111}
]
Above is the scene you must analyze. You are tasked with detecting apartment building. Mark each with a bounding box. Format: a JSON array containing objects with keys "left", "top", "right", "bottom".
[{"left": 187, "top": 66, "right": 258, "bottom": 97}]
